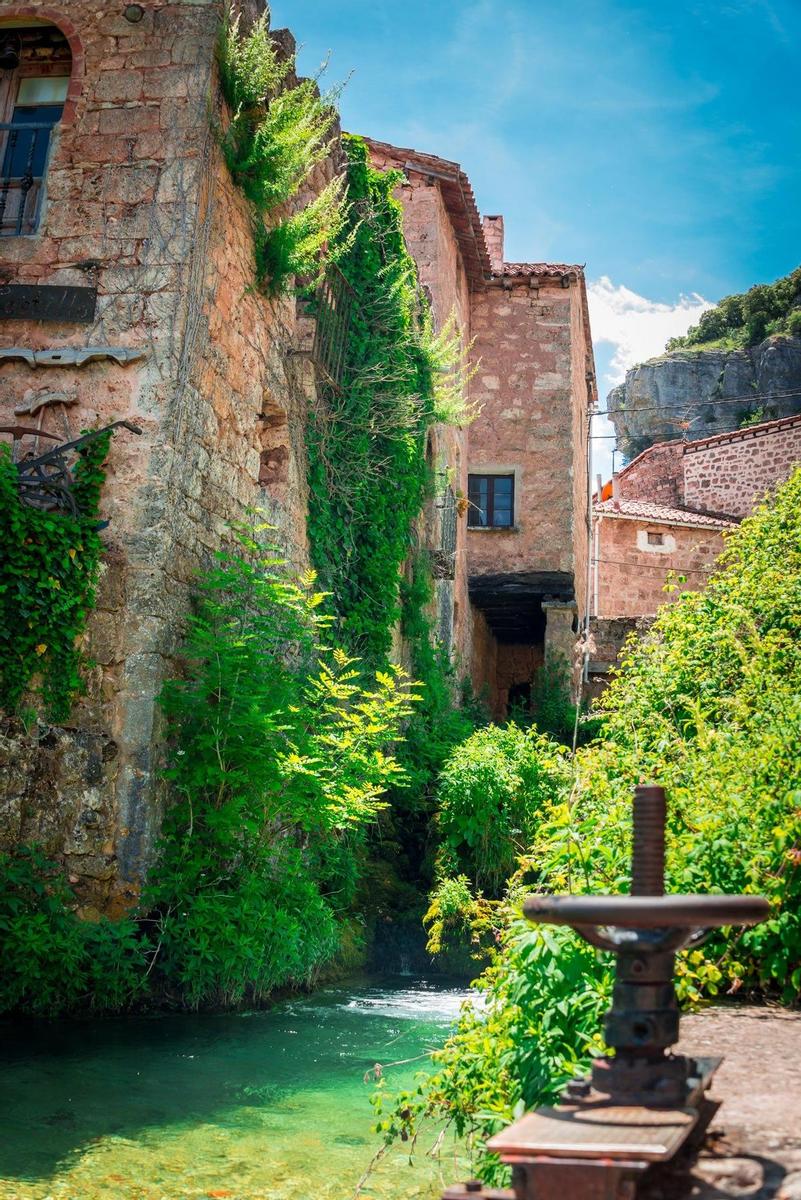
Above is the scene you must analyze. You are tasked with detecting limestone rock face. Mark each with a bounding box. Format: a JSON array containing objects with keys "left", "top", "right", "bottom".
[{"left": 608, "top": 335, "right": 801, "bottom": 460}]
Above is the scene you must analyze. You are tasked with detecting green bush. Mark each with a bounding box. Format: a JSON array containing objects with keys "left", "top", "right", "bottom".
[
  {"left": 146, "top": 522, "right": 416, "bottom": 1008},
  {"left": 0, "top": 845, "right": 148, "bottom": 1016},
  {"left": 435, "top": 724, "right": 571, "bottom": 895},
  {"left": 377, "top": 467, "right": 801, "bottom": 1180}
]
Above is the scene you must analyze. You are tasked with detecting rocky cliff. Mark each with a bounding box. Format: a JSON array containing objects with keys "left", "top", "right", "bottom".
[{"left": 608, "top": 334, "right": 801, "bottom": 460}]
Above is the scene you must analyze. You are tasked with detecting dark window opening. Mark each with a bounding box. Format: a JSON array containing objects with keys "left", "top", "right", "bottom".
[
  {"left": 507, "top": 681, "right": 531, "bottom": 716},
  {"left": 647, "top": 531, "right": 664, "bottom": 546},
  {"left": 467, "top": 473, "right": 514, "bottom": 528}
]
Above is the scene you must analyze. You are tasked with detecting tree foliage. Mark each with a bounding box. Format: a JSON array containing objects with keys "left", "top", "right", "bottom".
[
  {"left": 376, "top": 467, "right": 801, "bottom": 1181},
  {"left": 666, "top": 264, "right": 801, "bottom": 350}
]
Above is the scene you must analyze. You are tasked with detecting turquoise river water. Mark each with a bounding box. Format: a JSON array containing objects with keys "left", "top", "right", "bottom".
[{"left": 0, "top": 977, "right": 473, "bottom": 1200}]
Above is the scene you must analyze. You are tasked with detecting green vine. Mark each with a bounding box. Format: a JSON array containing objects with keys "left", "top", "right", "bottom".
[
  {"left": 217, "top": 5, "right": 349, "bottom": 295},
  {"left": 0, "top": 432, "right": 111, "bottom": 722},
  {"left": 305, "top": 135, "right": 473, "bottom": 660}
]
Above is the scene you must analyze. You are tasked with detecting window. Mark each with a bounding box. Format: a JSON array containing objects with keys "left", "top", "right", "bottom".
[
  {"left": 467, "top": 473, "right": 515, "bottom": 528},
  {"left": 0, "top": 28, "right": 71, "bottom": 236},
  {"left": 647, "top": 531, "right": 664, "bottom": 546}
]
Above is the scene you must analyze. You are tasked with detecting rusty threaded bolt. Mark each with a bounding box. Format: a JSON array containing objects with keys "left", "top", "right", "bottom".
[{"left": 631, "top": 784, "right": 666, "bottom": 896}]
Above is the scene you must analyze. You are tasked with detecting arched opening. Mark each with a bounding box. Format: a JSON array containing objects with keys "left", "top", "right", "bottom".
[{"left": 0, "top": 19, "right": 72, "bottom": 235}]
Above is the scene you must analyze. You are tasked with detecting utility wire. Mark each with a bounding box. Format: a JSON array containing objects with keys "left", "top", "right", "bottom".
[{"left": 593, "top": 386, "right": 801, "bottom": 418}]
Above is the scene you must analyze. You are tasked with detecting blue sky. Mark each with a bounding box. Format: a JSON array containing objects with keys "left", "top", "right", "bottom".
[{"left": 271, "top": 0, "right": 801, "bottom": 473}]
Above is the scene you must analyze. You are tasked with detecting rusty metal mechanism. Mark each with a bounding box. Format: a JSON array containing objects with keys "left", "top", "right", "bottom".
[
  {"left": 0, "top": 420, "right": 142, "bottom": 516},
  {"left": 443, "top": 785, "right": 769, "bottom": 1200}
]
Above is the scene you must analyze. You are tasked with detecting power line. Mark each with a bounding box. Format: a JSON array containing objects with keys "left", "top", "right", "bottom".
[
  {"left": 592, "top": 557, "right": 720, "bottom": 577},
  {"left": 592, "top": 386, "right": 801, "bottom": 419}
]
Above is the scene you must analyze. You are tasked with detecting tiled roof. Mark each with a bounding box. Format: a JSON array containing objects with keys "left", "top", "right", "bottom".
[
  {"left": 594, "top": 498, "right": 737, "bottom": 529},
  {"left": 361, "top": 137, "right": 492, "bottom": 284},
  {"left": 497, "top": 262, "right": 583, "bottom": 279},
  {"left": 681, "top": 411, "right": 801, "bottom": 454}
]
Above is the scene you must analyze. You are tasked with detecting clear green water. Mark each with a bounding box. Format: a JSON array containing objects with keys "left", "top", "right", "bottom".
[{"left": 0, "top": 977, "right": 472, "bottom": 1200}]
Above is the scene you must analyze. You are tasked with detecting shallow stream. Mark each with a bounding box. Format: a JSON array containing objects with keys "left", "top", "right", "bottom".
[{"left": 0, "top": 977, "right": 472, "bottom": 1200}]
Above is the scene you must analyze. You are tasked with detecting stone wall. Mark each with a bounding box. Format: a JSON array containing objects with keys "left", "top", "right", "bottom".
[
  {"left": 594, "top": 514, "right": 726, "bottom": 619},
  {"left": 617, "top": 441, "right": 684, "bottom": 507},
  {"left": 467, "top": 278, "right": 579, "bottom": 581},
  {"left": 683, "top": 414, "right": 801, "bottom": 518},
  {"left": 0, "top": 0, "right": 317, "bottom": 913},
  {"left": 586, "top": 614, "right": 653, "bottom": 701}
]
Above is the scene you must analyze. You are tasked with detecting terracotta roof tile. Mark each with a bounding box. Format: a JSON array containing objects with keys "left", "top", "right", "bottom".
[
  {"left": 594, "top": 498, "right": 737, "bottom": 529},
  {"left": 361, "top": 136, "right": 491, "bottom": 284},
  {"left": 498, "top": 262, "right": 583, "bottom": 279},
  {"left": 681, "top": 411, "right": 801, "bottom": 454}
]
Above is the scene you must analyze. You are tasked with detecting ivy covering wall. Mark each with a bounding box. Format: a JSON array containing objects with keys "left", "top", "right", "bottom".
[
  {"left": 0, "top": 433, "right": 111, "bottom": 722},
  {"left": 305, "top": 135, "right": 439, "bottom": 659}
]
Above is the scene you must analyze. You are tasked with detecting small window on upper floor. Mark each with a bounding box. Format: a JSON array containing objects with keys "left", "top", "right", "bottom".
[
  {"left": 647, "top": 531, "right": 664, "bottom": 546},
  {"left": 467, "top": 473, "right": 515, "bottom": 528},
  {"left": 0, "top": 24, "right": 71, "bottom": 236}
]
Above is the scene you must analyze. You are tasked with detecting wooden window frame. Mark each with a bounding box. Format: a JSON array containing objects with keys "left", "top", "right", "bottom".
[{"left": 467, "top": 472, "right": 515, "bottom": 529}]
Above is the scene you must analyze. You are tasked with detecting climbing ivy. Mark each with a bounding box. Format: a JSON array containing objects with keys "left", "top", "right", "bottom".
[
  {"left": 0, "top": 432, "right": 111, "bottom": 722},
  {"left": 305, "top": 135, "right": 473, "bottom": 660}
]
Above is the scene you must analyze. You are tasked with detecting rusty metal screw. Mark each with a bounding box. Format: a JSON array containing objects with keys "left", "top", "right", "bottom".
[{"left": 631, "top": 785, "right": 666, "bottom": 896}]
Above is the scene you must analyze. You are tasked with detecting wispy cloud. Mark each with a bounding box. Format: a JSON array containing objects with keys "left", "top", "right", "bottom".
[{"left": 587, "top": 276, "right": 713, "bottom": 389}]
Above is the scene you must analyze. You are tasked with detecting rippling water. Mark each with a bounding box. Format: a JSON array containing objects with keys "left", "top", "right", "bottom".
[{"left": 0, "top": 977, "right": 474, "bottom": 1200}]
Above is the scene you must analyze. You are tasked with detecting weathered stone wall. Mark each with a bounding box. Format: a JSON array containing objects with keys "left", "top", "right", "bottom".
[
  {"left": 683, "top": 414, "right": 801, "bottom": 518},
  {"left": 585, "top": 614, "right": 653, "bottom": 701},
  {"left": 467, "top": 603, "right": 497, "bottom": 710},
  {"left": 0, "top": 0, "right": 317, "bottom": 913},
  {"left": 467, "top": 276, "right": 590, "bottom": 587},
  {"left": 594, "top": 514, "right": 726, "bottom": 618},
  {"left": 616, "top": 440, "right": 685, "bottom": 507}
]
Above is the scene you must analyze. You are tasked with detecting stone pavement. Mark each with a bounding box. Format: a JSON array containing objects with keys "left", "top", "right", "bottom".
[{"left": 649, "top": 1006, "right": 801, "bottom": 1200}]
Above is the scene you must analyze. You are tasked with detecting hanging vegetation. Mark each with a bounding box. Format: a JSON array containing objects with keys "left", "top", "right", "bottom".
[
  {"left": 305, "top": 134, "right": 475, "bottom": 660},
  {"left": 0, "top": 432, "right": 111, "bottom": 722},
  {"left": 217, "top": 5, "right": 349, "bottom": 294}
]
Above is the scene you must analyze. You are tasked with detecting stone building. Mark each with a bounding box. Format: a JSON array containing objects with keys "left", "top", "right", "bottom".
[
  {"left": 0, "top": 0, "right": 321, "bottom": 915},
  {"left": 0, "top": 2, "right": 596, "bottom": 910},
  {"left": 365, "top": 141, "right": 597, "bottom": 717},
  {"left": 588, "top": 412, "right": 801, "bottom": 684}
]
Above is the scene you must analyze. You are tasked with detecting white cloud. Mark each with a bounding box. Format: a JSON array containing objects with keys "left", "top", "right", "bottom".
[
  {"left": 587, "top": 275, "right": 713, "bottom": 388},
  {"left": 587, "top": 277, "right": 714, "bottom": 482}
]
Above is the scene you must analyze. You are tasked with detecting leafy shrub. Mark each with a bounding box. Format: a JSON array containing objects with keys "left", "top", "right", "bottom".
[
  {"left": 217, "top": 5, "right": 349, "bottom": 294},
  {"left": 377, "top": 468, "right": 801, "bottom": 1180},
  {"left": 0, "top": 845, "right": 148, "bottom": 1016},
  {"left": 0, "top": 432, "right": 111, "bottom": 721},
  {"left": 422, "top": 874, "right": 496, "bottom": 960},
  {"left": 786, "top": 308, "right": 801, "bottom": 337},
  {"left": 146, "top": 522, "right": 416, "bottom": 1008},
  {"left": 435, "top": 724, "right": 571, "bottom": 894}
]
